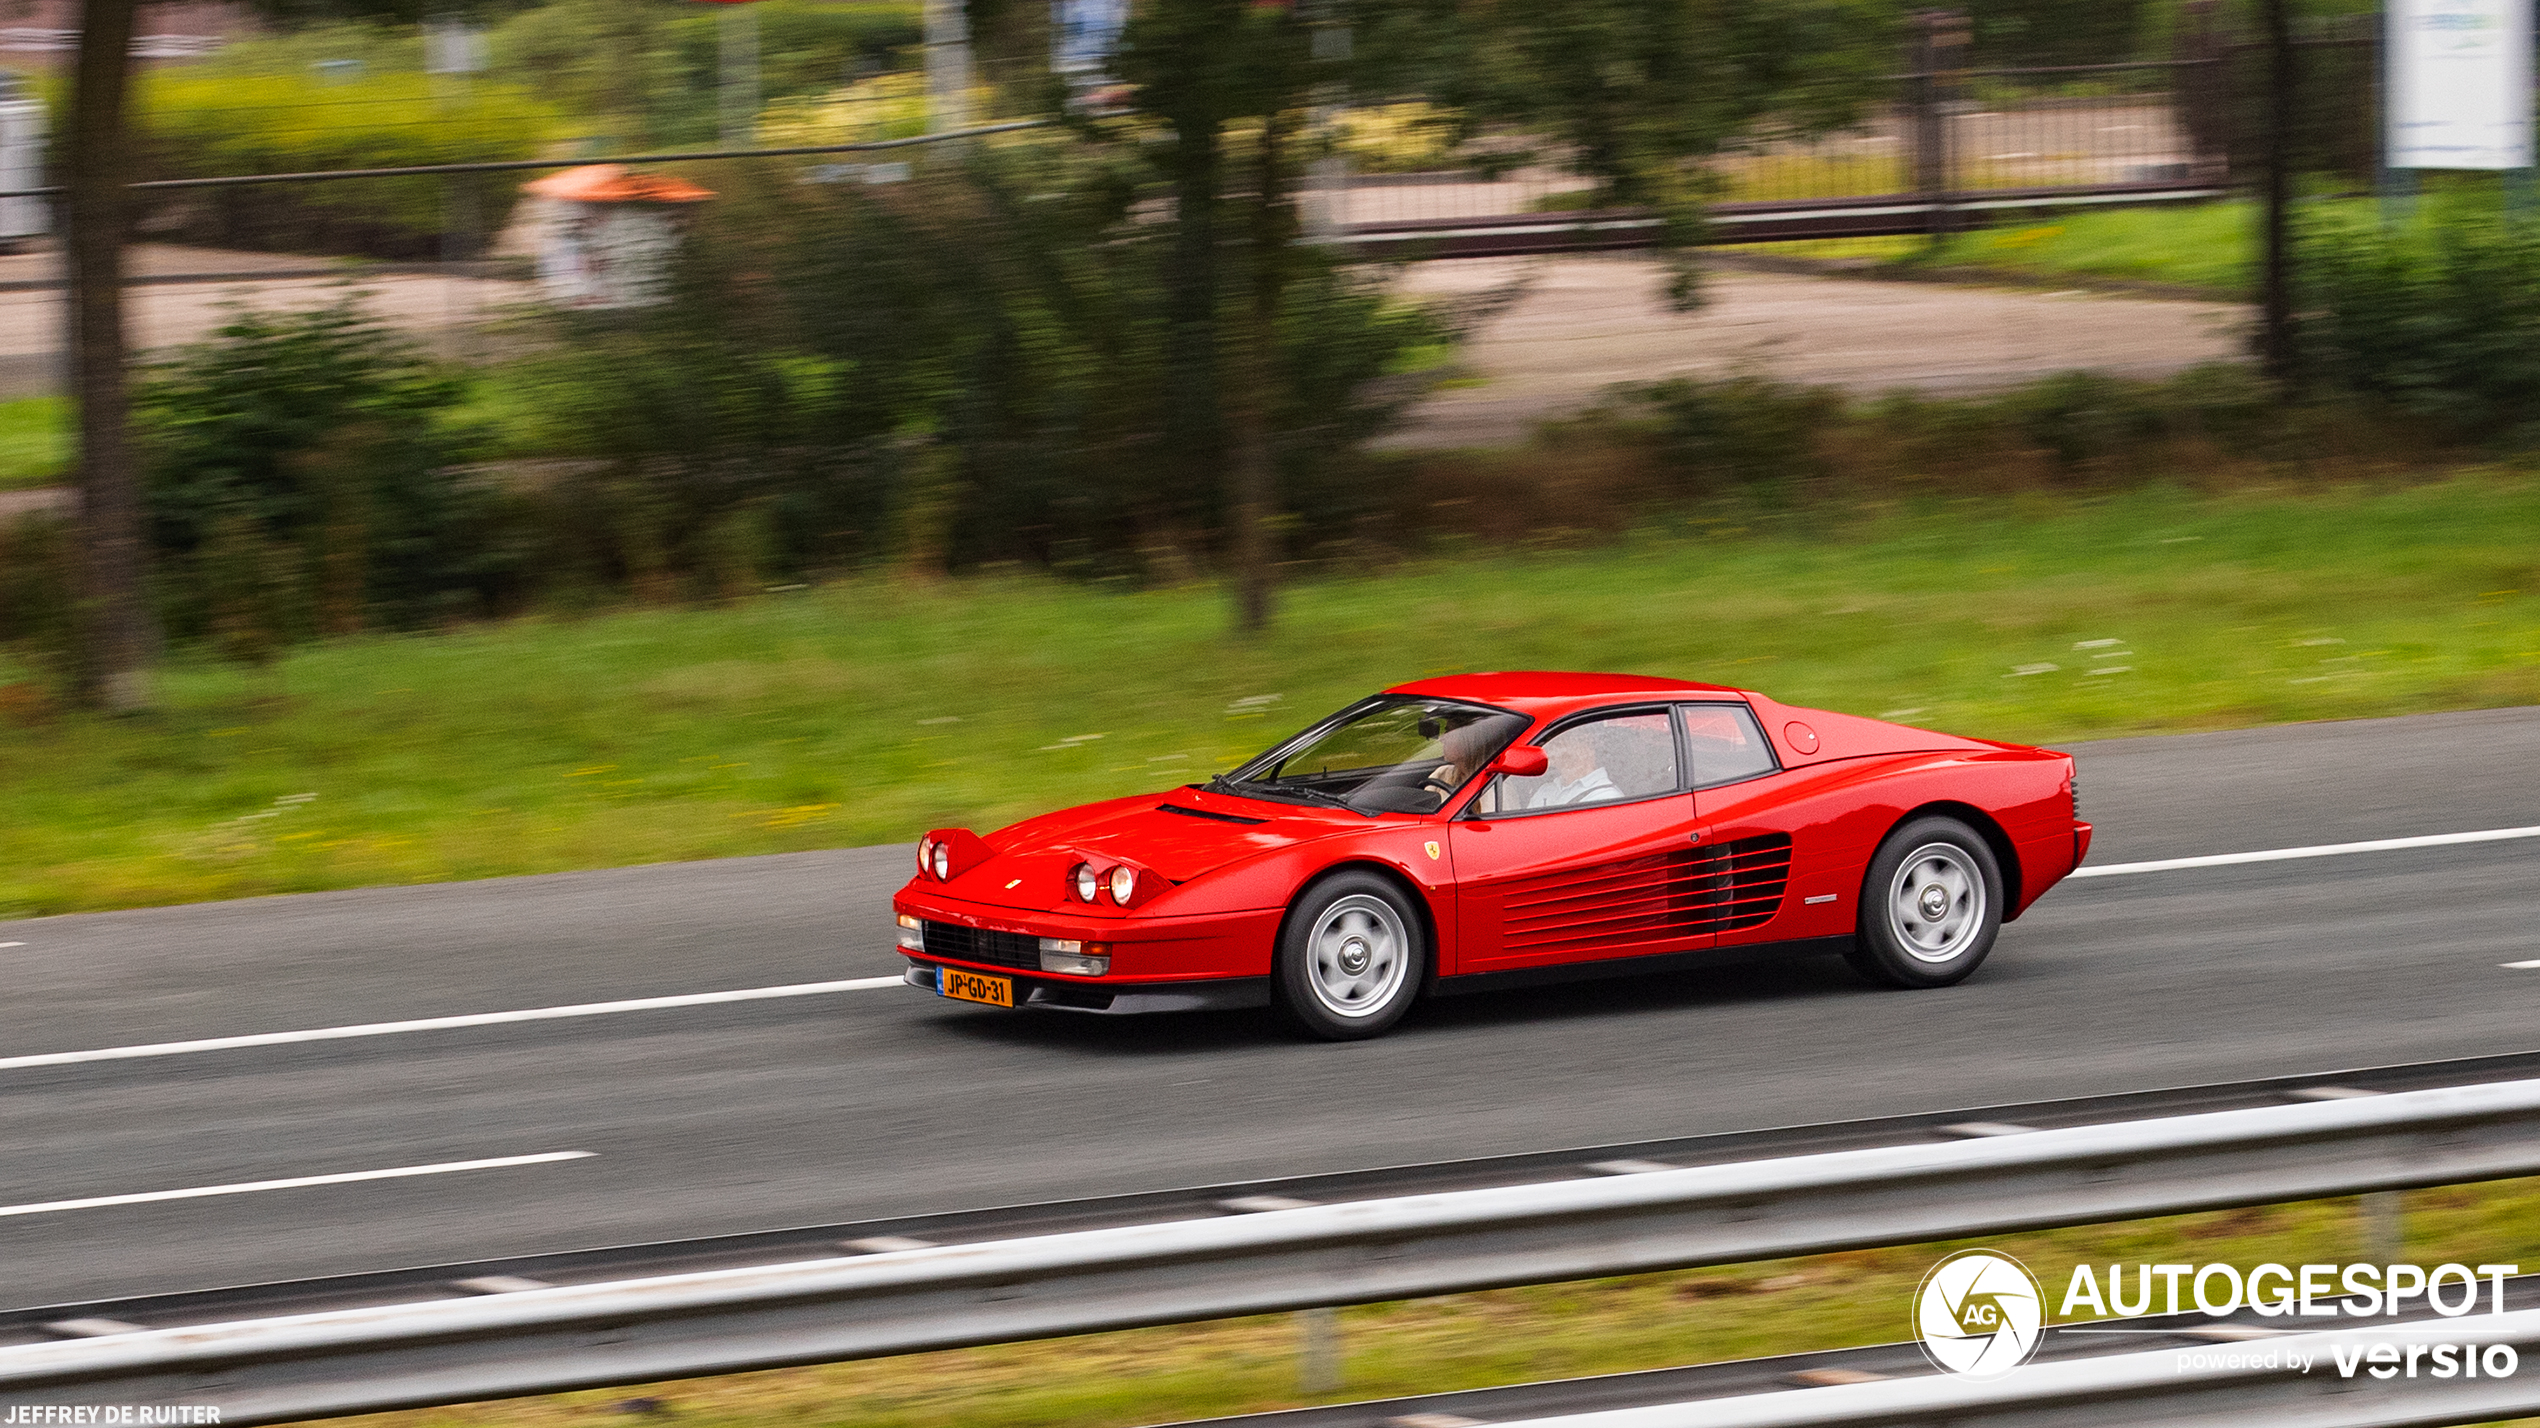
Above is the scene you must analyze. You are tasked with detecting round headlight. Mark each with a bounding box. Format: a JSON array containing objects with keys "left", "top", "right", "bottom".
[
  {"left": 1073, "top": 863, "right": 1100, "bottom": 903},
  {"left": 1107, "top": 865, "right": 1137, "bottom": 905},
  {"left": 916, "top": 838, "right": 934, "bottom": 876},
  {"left": 931, "top": 842, "right": 951, "bottom": 880}
]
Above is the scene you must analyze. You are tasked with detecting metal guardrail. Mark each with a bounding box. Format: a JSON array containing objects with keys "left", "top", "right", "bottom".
[
  {"left": 4, "top": 1076, "right": 2540, "bottom": 1423},
  {"left": 1337, "top": 184, "right": 2229, "bottom": 258},
  {"left": 1153, "top": 1274, "right": 2540, "bottom": 1427},
  {"left": 15, "top": 1048, "right": 2540, "bottom": 1350},
  {"left": 1486, "top": 1308, "right": 2540, "bottom": 1427}
]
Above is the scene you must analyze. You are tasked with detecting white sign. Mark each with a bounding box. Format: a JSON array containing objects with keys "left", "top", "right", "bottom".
[
  {"left": 424, "top": 19, "right": 488, "bottom": 76},
  {"left": 2388, "top": 0, "right": 2535, "bottom": 170},
  {"left": 1051, "top": 0, "right": 1126, "bottom": 78}
]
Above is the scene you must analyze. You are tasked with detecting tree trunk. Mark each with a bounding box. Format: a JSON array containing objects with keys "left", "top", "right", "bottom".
[
  {"left": 2258, "top": 0, "right": 2296, "bottom": 387},
  {"left": 1164, "top": 120, "right": 1221, "bottom": 536},
  {"left": 65, "top": 0, "right": 155, "bottom": 712},
  {"left": 1228, "top": 111, "right": 1288, "bottom": 637}
]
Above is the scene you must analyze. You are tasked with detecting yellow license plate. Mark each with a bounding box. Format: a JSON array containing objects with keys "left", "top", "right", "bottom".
[{"left": 940, "top": 968, "right": 1014, "bottom": 1008}]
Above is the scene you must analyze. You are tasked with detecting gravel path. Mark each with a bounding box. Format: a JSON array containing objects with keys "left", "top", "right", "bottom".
[{"left": 1382, "top": 253, "right": 2251, "bottom": 449}]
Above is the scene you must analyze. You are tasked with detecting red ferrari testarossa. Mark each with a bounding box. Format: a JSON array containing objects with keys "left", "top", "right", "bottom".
[{"left": 894, "top": 672, "right": 2091, "bottom": 1039}]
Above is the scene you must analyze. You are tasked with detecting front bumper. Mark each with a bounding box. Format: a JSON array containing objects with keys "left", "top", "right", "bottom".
[{"left": 902, "top": 960, "right": 1271, "bottom": 1015}]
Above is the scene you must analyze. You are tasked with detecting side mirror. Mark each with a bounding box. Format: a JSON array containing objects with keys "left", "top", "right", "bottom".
[{"left": 1491, "top": 746, "right": 1548, "bottom": 778}]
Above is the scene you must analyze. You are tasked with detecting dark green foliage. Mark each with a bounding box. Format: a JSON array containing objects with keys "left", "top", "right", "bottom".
[
  {"left": 2301, "top": 207, "right": 2540, "bottom": 440},
  {"left": 1961, "top": 0, "right": 2154, "bottom": 67},
  {"left": 0, "top": 516, "right": 75, "bottom": 680},
  {"left": 1348, "top": 0, "right": 1894, "bottom": 306},
  {"left": 1623, "top": 374, "right": 1846, "bottom": 496},
  {"left": 1353, "top": 0, "right": 1896, "bottom": 202},
  {"left": 506, "top": 138, "right": 1443, "bottom": 583},
  {"left": 1614, "top": 362, "right": 2304, "bottom": 495},
  {"left": 139, "top": 300, "right": 495, "bottom": 643},
  {"left": 488, "top": 0, "right": 920, "bottom": 148},
  {"left": 658, "top": 1, "right": 922, "bottom": 114}
]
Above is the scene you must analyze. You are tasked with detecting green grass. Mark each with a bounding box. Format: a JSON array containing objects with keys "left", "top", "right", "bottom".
[
  {"left": 0, "top": 396, "right": 68, "bottom": 491},
  {"left": 1724, "top": 197, "right": 2300, "bottom": 297},
  {"left": 3, "top": 474, "right": 2536, "bottom": 918},
  {"left": 316, "top": 1180, "right": 2540, "bottom": 1428}
]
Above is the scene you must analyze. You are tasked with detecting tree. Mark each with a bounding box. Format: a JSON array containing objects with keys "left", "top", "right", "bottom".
[
  {"left": 1355, "top": 0, "right": 1896, "bottom": 303},
  {"left": 63, "top": 0, "right": 146, "bottom": 711},
  {"left": 1105, "top": 0, "right": 1899, "bottom": 638},
  {"left": 1111, "top": 0, "right": 1317, "bottom": 635},
  {"left": 61, "top": 0, "right": 423, "bottom": 712}
]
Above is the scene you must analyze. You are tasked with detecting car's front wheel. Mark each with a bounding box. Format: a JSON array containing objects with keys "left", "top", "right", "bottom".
[
  {"left": 1274, "top": 871, "right": 1427, "bottom": 1040},
  {"left": 1845, "top": 816, "right": 2003, "bottom": 989}
]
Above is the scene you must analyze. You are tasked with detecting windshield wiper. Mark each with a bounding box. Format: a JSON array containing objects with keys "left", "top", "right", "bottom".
[
  {"left": 1265, "top": 783, "right": 1368, "bottom": 815},
  {"left": 1202, "top": 775, "right": 1370, "bottom": 817}
]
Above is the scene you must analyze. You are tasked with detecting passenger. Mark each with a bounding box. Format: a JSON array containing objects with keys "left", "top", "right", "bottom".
[{"left": 1528, "top": 732, "right": 1617, "bottom": 808}]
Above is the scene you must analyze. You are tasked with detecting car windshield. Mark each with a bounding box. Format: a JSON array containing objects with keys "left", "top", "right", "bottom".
[{"left": 1215, "top": 696, "right": 1530, "bottom": 815}]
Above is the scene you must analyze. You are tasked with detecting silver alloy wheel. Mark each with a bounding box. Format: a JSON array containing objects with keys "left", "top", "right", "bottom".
[
  {"left": 1887, "top": 842, "right": 1986, "bottom": 964},
  {"left": 1305, "top": 893, "right": 1409, "bottom": 1019}
]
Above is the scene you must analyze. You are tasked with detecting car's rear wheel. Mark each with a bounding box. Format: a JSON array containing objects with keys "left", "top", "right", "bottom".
[
  {"left": 1274, "top": 871, "right": 1426, "bottom": 1040},
  {"left": 1845, "top": 816, "right": 2003, "bottom": 989}
]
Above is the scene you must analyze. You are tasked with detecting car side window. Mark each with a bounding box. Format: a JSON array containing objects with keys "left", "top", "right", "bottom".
[
  {"left": 1681, "top": 703, "right": 1779, "bottom": 789},
  {"left": 1485, "top": 709, "right": 1680, "bottom": 816}
]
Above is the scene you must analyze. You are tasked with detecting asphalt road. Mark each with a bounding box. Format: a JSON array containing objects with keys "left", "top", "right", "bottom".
[{"left": 2, "top": 707, "right": 2535, "bottom": 1308}]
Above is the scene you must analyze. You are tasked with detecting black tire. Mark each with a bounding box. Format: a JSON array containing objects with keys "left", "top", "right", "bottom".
[
  {"left": 1273, "top": 871, "right": 1428, "bottom": 1040},
  {"left": 1844, "top": 816, "right": 2004, "bottom": 989}
]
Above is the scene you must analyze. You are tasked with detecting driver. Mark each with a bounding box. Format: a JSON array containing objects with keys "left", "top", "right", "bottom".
[{"left": 1527, "top": 731, "right": 1617, "bottom": 808}]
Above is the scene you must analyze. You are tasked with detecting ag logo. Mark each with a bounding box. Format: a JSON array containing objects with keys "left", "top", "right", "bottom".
[{"left": 1913, "top": 1249, "right": 2044, "bottom": 1381}]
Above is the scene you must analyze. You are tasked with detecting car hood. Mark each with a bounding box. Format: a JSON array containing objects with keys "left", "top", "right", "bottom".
[{"left": 945, "top": 790, "right": 1363, "bottom": 911}]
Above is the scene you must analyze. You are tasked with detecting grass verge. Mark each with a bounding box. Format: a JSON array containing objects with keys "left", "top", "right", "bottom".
[
  {"left": 0, "top": 395, "right": 68, "bottom": 491},
  {"left": 314, "top": 1179, "right": 2540, "bottom": 1428},
  {"left": 1719, "top": 197, "right": 2284, "bottom": 297},
  {"left": 2, "top": 473, "right": 2535, "bottom": 918}
]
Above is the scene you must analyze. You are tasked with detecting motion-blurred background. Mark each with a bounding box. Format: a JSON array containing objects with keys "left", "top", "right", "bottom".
[
  {"left": 0, "top": 5, "right": 2536, "bottom": 1426},
  {"left": 0, "top": 0, "right": 2530, "bottom": 909}
]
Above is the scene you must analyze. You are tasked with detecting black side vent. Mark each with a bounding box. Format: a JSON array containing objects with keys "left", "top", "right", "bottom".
[
  {"left": 1681, "top": 833, "right": 1795, "bottom": 932},
  {"left": 1158, "top": 803, "right": 1268, "bottom": 825}
]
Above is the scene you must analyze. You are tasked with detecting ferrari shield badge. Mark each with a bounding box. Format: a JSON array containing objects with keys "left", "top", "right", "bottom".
[{"left": 1424, "top": 841, "right": 1441, "bottom": 861}]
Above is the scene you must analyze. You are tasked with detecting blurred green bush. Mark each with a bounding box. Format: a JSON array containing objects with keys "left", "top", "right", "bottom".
[
  {"left": 2302, "top": 204, "right": 2540, "bottom": 441},
  {"left": 132, "top": 71, "right": 561, "bottom": 258},
  {"left": 491, "top": 130, "right": 1445, "bottom": 586},
  {"left": 138, "top": 299, "right": 516, "bottom": 647},
  {"left": 490, "top": 0, "right": 921, "bottom": 148}
]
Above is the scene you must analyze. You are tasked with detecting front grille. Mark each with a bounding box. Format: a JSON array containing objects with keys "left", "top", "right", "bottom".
[{"left": 920, "top": 920, "right": 1040, "bottom": 971}]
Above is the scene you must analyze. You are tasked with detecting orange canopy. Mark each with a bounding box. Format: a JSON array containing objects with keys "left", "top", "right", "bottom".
[{"left": 522, "top": 165, "right": 717, "bottom": 204}]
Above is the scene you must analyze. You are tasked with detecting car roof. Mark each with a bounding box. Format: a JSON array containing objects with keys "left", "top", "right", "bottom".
[{"left": 1384, "top": 671, "right": 1748, "bottom": 721}]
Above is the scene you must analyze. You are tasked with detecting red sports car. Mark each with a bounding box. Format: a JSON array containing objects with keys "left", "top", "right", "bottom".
[{"left": 894, "top": 672, "right": 2092, "bottom": 1039}]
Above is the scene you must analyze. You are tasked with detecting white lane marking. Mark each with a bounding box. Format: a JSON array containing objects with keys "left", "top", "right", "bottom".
[
  {"left": 0, "top": 1151, "right": 592, "bottom": 1219},
  {"left": 9, "top": 825, "right": 2527, "bottom": 1069},
  {"left": 0, "top": 977, "right": 906, "bottom": 1073},
  {"left": 2072, "top": 825, "right": 2540, "bottom": 879},
  {"left": 2505, "top": 960, "right": 2540, "bottom": 970},
  {"left": 0, "top": 941, "right": 21, "bottom": 948}
]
